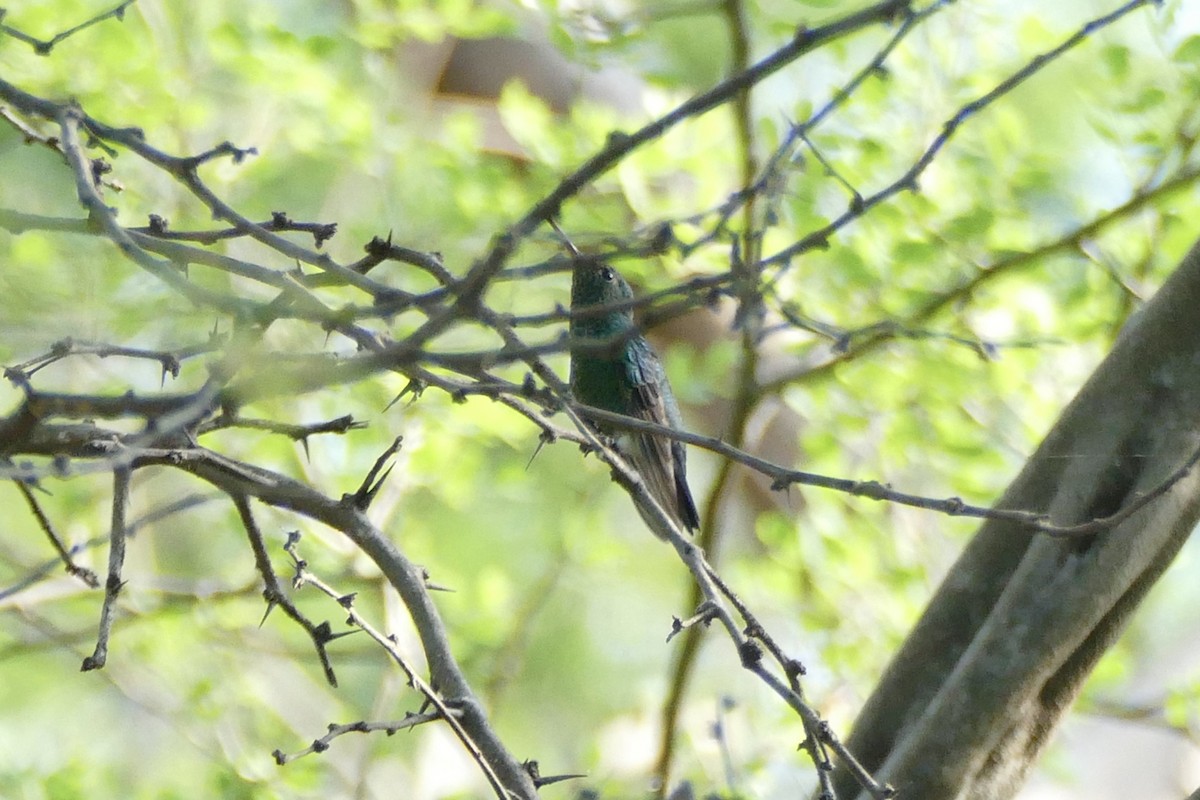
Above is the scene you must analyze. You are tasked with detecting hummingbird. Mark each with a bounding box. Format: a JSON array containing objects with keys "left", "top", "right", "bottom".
[{"left": 569, "top": 255, "right": 700, "bottom": 537}]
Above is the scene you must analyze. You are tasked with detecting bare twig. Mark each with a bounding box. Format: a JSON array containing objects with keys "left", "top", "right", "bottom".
[
  {"left": 14, "top": 479, "right": 99, "bottom": 587},
  {"left": 282, "top": 534, "right": 513, "bottom": 799},
  {"left": 272, "top": 712, "right": 451, "bottom": 765},
  {"left": 81, "top": 467, "right": 130, "bottom": 672},
  {"left": 0, "top": 0, "right": 137, "bottom": 55},
  {"left": 233, "top": 497, "right": 339, "bottom": 687}
]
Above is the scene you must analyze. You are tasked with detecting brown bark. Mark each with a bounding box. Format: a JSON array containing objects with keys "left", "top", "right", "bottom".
[{"left": 833, "top": 236, "right": 1200, "bottom": 800}]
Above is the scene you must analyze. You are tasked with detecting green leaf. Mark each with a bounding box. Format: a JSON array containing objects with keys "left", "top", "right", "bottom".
[{"left": 1173, "top": 34, "right": 1200, "bottom": 64}]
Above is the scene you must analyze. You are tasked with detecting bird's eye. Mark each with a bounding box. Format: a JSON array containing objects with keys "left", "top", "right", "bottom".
[{"left": 599, "top": 267, "right": 615, "bottom": 282}]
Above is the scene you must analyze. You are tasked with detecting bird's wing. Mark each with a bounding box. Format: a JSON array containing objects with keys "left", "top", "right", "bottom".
[{"left": 624, "top": 341, "right": 700, "bottom": 532}]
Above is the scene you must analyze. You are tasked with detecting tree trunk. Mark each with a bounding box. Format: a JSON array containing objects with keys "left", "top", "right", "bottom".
[{"left": 832, "top": 236, "right": 1200, "bottom": 800}]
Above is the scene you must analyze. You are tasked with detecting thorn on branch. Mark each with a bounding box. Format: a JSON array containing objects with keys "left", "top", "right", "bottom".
[
  {"left": 259, "top": 598, "right": 277, "bottom": 627},
  {"left": 365, "top": 235, "right": 390, "bottom": 259},
  {"left": 313, "top": 621, "right": 334, "bottom": 645},
  {"left": 422, "top": 567, "right": 454, "bottom": 592},
  {"left": 267, "top": 210, "right": 338, "bottom": 249},
  {"left": 525, "top": 426, "right": 556, "bottom": 470},
  {"left": 360, "top": 234, "right": 449, "bottom": 281},
  {"left": 160, "top": 355, "right": 181, "bottom": 384},
  {"left": 666, "top": 601, "right": 720, "bottom": 642},
  {"left": 385, "top": 379, "right": 425, "bottom": 411},
  {"left": 90, "top": 157, "right": 112, "bottom": 187},
  {"left": 521, "top": 373, "right": 538, "bottom": 397},
  {"left": 737, "top": 639, "right": 764, "bottom": 668},
  {"left": 3, "top": 366, "right": 29, "bottom": 387},
  {"left": 524, "top": 757, "right": 586, "bottom": 789},
  {"left": 344, "top": 436, "right": 403, "bottom": 511},
  {"left": 605, "top": 130, "right": 631, "bottom": 149}
]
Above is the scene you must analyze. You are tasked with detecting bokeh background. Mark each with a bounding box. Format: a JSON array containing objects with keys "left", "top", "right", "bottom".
[{"left": 2, "top": 1, "right": 1200, "bottom": 797}]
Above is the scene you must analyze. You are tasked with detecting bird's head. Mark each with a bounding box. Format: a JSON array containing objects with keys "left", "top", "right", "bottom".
[{"left": 570, "top": 256, "right": 635, "bottom": 336}]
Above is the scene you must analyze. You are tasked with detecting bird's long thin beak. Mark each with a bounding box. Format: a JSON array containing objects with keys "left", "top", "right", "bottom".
[{"left": 547, "top": 217, "right": 581, "bottom": 257}]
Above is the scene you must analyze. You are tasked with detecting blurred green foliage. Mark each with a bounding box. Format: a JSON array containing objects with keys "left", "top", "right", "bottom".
[{"left": 1, "top": 0, "right": 1199, "bottom": 798}]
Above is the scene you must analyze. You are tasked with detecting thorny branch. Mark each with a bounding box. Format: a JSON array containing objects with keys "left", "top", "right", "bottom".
[
  {"left": 0, "top": 0, "right": 1179, "bottom": 797},
  {"left": 271, "top": 712, "right": 452, "bottom": 765},
  {"left": 233, "top": 495, "right": 340, "bottom": 687},
  {"left": 279, "top": 532, "right": 515, "bottom": 798}
]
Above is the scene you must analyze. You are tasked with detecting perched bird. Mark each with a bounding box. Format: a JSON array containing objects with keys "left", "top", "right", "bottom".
[{"left": 569, "top": 256, "right": 700, "bottom": 537}]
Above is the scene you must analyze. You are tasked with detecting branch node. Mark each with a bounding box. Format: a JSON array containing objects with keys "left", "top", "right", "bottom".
[{"left": 738, "top": 639, "right": 764, "bottom": 668}]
